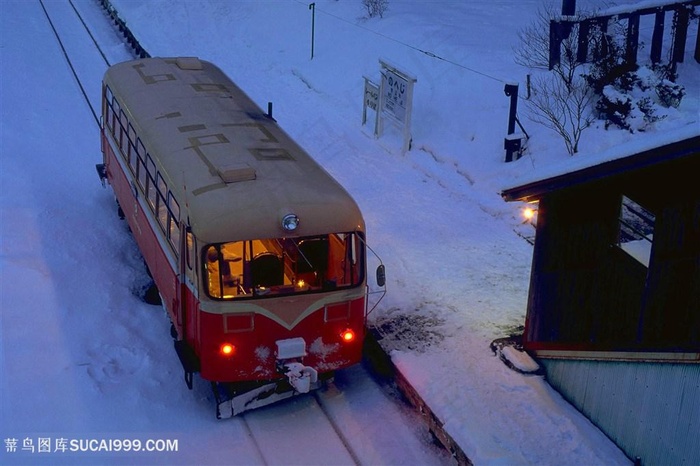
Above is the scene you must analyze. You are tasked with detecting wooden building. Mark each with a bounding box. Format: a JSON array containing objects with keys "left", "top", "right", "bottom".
[{"left": 502, "top": 132, "right": 699, "bottom": 464}]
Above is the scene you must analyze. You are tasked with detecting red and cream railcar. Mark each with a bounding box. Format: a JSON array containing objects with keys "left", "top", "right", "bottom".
[{"left": 97, "top": 57, "right": 383, "bottom": 417}]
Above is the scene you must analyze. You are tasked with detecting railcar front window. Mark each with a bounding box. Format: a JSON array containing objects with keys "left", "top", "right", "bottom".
[{"left": 203, "top": 233, "right": 364, "bottom": 300}]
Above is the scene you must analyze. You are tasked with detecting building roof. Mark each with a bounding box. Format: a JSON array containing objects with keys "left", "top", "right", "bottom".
[{"left": 501, "top": 128, "right": 700, "bottom": 203}]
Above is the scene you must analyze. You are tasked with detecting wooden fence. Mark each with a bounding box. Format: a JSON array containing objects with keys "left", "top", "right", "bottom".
[{"left": 550, "top": 1, "right": 700, "bottom": 72}]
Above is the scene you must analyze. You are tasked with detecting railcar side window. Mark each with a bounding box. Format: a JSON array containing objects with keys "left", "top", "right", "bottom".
[
  {"left": 127, "top": 123, "right": 137, "bottom": 165},
  {"left": 203, "top": 233, "right": 365, "bottom": 300},
  {"left": 157, "top": 174, "right": 167, "bottom": 194},
  {"left": 108, "top": 93, "right": 119, "bottom": 135},
  {"left": 156, "top": 173, "right": 167, "bottom": 233},
  {"left": 105, "top": 86, "right": 113, "bottom": 109},
  {"left": 131, "top": 139, "right": 144, "bottom": 174},
  {"left": 186, "top": 230, "right": 195, "bottom": 270},
  {"left": 136, "top": 153, "right": 147, "bottom": 191},
  {"left": 111, "top": 100, "right": 119, "bottom": 133},
  {"left": 146, "top": 156, "right": 158, "bottom": 210},
  {"left": 168, "top": 196, "right": 180, "bottom": 251},
  {"left": 104, "top": 87, "right": 115, "bottom": 132},
  {"left": 118, "top": 109, "right": 128, "bottom": 150},
  {"left": 127, "top": 140, "right": 135, "bottom": 167}
]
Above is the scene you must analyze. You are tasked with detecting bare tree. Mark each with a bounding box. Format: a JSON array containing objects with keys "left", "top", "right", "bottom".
[
  {"left": 362, "top": 0, "right": 388, "bottom": 19},
  {"left": 514, "top": 4, "right": 581, "bottom": 90},
  {"left": 514, "top": 4, "right": 608, "bottom": 155},
  {"left": 527, "top": 74, "right": 596, "bottom": 155}
]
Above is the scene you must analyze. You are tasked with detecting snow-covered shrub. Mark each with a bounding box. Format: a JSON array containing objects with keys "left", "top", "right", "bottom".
[
  {"left": 656, "top": 79, "right": 685, "bottom": 108},
  {"left": 637, "top": 96, "right": 659, "bottom": 124},
  {"left": 582, "top": 27, "right": 686, "bottom": 132},
  {"left": 592, "top": 65, "right": 683, "bottom": 132},
  {"left": 583, "top": 29, "right": 633, "bottom": 94},
  {"left": 596, "top": 85, "right": 632, "bottom": 130}
]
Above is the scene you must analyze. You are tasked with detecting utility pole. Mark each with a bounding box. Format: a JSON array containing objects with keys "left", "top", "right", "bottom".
[{"left": 309, "top": 3, "right": 315, "bottom": 60}]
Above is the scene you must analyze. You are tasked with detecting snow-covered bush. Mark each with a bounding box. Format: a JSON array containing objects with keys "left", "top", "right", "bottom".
[
  {"left": 656, "top": 79, "right": 685, "bottom": 108},
  {"left": 596, "top": 85, "right": 632, "bottom": 130},
  {"left": 583, "top": 28, "right": 685, "bottom": 133},
  {"left": 591, "top": 65, "right": 684, "bottom": 132}
]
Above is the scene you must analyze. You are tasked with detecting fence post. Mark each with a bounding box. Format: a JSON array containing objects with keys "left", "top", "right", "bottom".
[
  {"left": 651, "top": 10, "right": 666, "bottom": 64},
  {"left": 695, "top": 14, "right": 700, "bottom": 63},
  {"left": 561, "top": 0, "right": 576, "bottom": 15},
  {"left": 626, "top": 13, "right": 640, "bottom": 65},
  {"left": 549, "top": 20, "right": 562, "bottom": 69},
  {"left": 671, "top": 6, "right": 690, "bottom": 65}
]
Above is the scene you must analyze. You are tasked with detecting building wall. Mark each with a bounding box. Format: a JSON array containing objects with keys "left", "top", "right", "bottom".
[
  {"left": 641, "top": 198, "right": 700, "bottom": 348},
  {"left": 542, "top": 359, "right": 700, "bottom": 465},
  {"left": 524, "top": 184, "right": 646, "bottom": 348},
  {"left": 524, "top": 154, "right": 700, "bottom": 354}
]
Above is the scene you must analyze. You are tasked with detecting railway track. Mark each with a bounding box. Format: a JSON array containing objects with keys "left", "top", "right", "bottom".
[
  {"left": 240, "top": 387, "right": 359, "bottom": 465},
  {"left": 36, "top": 2, "right": 453, "bottom": 464}
]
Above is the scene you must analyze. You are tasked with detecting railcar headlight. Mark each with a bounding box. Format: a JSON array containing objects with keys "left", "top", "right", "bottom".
[{"left": 282, "top": 214, "right": 300, "bottom": 231}]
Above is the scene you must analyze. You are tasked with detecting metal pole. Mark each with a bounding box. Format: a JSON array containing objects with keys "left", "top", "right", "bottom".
[
  {"left": 309, "top": 3, "right": 315, "bottom": 60},
  {"left": 505, "top": 83, "right": 518, "bottom": 135},
  {"left": 504, "top": 83, "right": 520, "bottom": 162}
]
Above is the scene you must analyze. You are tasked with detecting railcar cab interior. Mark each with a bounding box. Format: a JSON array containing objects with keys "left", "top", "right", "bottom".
[{"left": 204, "top": 232, "right": 364, "bottom": 299}]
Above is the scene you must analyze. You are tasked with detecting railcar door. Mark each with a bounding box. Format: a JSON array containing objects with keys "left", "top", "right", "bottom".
[{"left": 175, "top": 224, "right": 196, "bottom": 339}]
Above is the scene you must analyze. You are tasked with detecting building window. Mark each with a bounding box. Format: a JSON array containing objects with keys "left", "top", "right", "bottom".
[{"left": 617, "top": 195, "right": 655, "bottom": 267}]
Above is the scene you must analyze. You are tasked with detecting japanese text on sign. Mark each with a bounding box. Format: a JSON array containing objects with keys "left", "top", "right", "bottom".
[{"left": 382, "top": 69, "right": 408, "bottom": 122}]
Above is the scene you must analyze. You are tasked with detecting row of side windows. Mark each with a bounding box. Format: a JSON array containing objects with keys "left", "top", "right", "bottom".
[{"left": 104, "top": 85, "right": 182, "bottom": 258}]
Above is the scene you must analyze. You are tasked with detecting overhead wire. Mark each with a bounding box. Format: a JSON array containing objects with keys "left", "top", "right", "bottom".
[
  {"left": 295, "top": 1, "right": 510, "bottom": 84},
  {"left": 39, "top": 0, "right": 101, "bottom": 127}
]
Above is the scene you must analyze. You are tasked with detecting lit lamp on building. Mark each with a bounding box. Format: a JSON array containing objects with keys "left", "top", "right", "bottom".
[{"left": 522, "top": 203, "right": 538, "bottom": 227}]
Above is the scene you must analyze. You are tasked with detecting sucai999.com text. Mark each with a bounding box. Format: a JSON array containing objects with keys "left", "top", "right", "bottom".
[{"left": 4, "top": 437, "right": 179, "bottom": 454}]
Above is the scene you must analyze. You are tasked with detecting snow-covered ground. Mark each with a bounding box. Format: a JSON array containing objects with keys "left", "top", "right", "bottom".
[{"left": 2, "top": 0, "right": 698, "bottom": 464}]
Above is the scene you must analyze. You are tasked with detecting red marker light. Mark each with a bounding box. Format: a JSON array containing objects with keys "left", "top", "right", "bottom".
[
  {"left": 341, "top": 329, "right": 355, "bottom": 343},
  {"left": 220, "top": 343, "right": 235, "bottom": 356}
]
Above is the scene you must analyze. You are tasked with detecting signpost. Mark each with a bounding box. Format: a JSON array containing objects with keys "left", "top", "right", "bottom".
[
  {"left": 362, "top": 59, "right": 416, "bottom": 154},
  {"left": 362, "top": 76, "right": 380, "bottom": 135}
]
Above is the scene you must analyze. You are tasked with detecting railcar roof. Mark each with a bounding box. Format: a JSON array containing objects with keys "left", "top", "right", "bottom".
[{"left": 103, "top": 57, "right": 364, "bottom": 243}]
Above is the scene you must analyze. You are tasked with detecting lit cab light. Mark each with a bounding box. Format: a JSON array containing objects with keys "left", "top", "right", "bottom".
[
  {"left": 220, "top": 343, "right": 235, "bottom": 356},
  {"left": 340, "top": 329, "right": 355, "bottom": 343}
]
